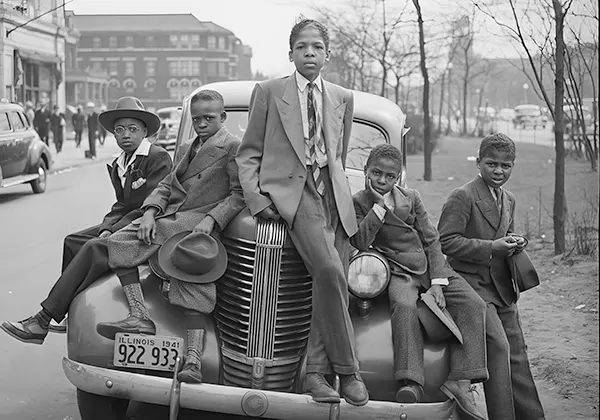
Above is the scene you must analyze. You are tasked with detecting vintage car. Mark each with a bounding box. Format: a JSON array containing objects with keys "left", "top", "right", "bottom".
[
  {"left": 513, "top": 104, "right": 547, "bottom": 130},
  {"left": 0, "top": 99, "right": 52, "bottom": 194},
  {"left": 61, "top": 81, "right": 466, "bottom": 420},
  {"left": 155, "top": 106, "right": 181, "bottom": 150}
]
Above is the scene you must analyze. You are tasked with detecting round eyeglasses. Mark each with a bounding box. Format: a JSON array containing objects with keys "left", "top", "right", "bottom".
[{"left": 114, "top": 125, "right": 142, "bottom": 135}]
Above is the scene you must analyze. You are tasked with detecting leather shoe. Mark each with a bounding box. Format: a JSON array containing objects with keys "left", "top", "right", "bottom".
[
  {"left": 303, "top": 373, "right": 340, "bottom": 403},
  {"left": 340, "top": 372, "right": 369, "bottom": 406},
  {"left": 1, "top": 316, "right": 48, "bottom": 345},
  {"left": 96, "top": 315, "right": 156, "bottom": 339},
  {"left": 396, "top": 380, "right": 424, "bottom": 403},
  {"left": 441, "top": 380, "right": 486, "bottom": 420}
]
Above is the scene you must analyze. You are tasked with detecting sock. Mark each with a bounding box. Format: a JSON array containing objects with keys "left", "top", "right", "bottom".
[
  {"left": 185, "top": 329, "right": 205, "bottom": 367},
  {"left": 35, "top": 309, "right": 52, "bottom": 327},
  {"left": 123, "top": 283, "right": 150, "bottom": 319}
]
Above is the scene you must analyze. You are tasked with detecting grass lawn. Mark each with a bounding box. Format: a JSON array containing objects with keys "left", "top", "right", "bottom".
[{"left": 404, "top": 135, "right": 599, "bottom": 419}]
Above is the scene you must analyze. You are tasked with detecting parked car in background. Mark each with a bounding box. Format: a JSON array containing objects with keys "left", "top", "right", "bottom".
[
  {"left": 0, "top": 99, "right": 52, "bottom": 194},
  {"left": 155, "top": 106, "right": 181, "bottom": 150},
  {"left": 498, "top": 108, "right": 516, "bottom": 121},
  {"left": 513, "top": 104, "right": 547, "bottom": 129},
  {"left": 61, "top": 81, "right": 469, "bottom": 419}
]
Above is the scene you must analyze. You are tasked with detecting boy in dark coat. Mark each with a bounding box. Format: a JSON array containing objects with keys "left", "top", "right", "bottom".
[
  {"left": 1, "top": 97, "right": 172, "bottom": 345},
  {"left": 351, "top": 144, "right": 487, "bottom": 419},
  {"left": 437, "top": 133, "right": 545, "bottom": 420}
]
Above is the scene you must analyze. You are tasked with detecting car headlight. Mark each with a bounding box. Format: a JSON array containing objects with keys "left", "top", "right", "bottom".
[{"left": 347, "top": 250, "right": 390, "bottom": 299}]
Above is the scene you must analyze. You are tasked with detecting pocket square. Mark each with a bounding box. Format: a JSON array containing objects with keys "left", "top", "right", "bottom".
[{"left": 132, "top": 178, "right": 147, "bottom": 190}]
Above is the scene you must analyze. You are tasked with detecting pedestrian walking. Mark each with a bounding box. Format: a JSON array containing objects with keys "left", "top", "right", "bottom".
[
  {"left": 34, "top": 100, "right": 51, "bottom": 146},
  {"left": 72, "top": 105, "right": 86, "bottom": 148},
  {"left": 49, "top": 105, "right": 66, "bottom": 153},
  {"left": 86, "top": 102, "right": 99, "bottom": 158},
  {"left": 98, "top": 104, "right": 108, "bottom": 146}
]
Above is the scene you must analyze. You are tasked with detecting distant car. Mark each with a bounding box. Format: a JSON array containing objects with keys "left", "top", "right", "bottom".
[
  {"left": 0, "top": 100, "right": 52, "bottom": 194},
  {"left": 498, "top": 108, "right": 516, "bottom": 121},
  {"left": 513, "top": 104, "right": 547, "bottom": 129},
  {"left": 154, "top": 106, "right": 180, "bottom": 150}
]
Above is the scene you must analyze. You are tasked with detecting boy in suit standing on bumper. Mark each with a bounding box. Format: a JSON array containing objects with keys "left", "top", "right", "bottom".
[
  {"left": 235, "top": 18, "right": 368, "bottom": 406},
  {"left": 437, "top": 133, "right": 545, "bottom": 420},
  {"left": 351, "top": 144, "right": 487, "bottom": 419}
]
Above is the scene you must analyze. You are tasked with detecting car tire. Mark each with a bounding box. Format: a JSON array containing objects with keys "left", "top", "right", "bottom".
[
  {"left": 77, "top": 389, "right": 129, "bottom": 420},
  {"left": 30, "top": 160, "right": 47, "bottom": 194}
]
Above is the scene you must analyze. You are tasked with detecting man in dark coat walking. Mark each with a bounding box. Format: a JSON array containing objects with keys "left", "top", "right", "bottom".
[
  {"left": 33, "top": 100, "right": 51, "bottom": 145},
  {"left": 86, "top": 101, "right": 99, "bottom": 158}
]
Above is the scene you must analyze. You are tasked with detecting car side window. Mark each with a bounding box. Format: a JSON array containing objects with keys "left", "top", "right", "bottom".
[
  {"left": 0, "top": 112, "right": 12, "bottom": 132},
  {"left": 9, "top": 112, "right": 26, "bottom": 131},
  {"left": 346, "top": 122, "right": 388, "bottom": 169},
  {"left": 18, "top": 111, "right": 30, "bottom": 128}
]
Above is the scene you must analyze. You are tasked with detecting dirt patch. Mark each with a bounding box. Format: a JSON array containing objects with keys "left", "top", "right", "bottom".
[{"left": 406, "top": 136, "right": 599, "bottom": 419}]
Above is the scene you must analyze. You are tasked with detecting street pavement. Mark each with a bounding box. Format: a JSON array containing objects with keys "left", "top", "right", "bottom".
[{"left": 49, "top": 135, "right": 122, "bottom": 174}]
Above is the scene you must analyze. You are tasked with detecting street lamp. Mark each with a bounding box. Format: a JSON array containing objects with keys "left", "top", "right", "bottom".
[{"left": 523, "top": 83, "right": 529, "bottom": 104}]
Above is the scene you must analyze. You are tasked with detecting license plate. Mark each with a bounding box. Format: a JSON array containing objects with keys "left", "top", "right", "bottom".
[{"left": 113, "top": 333, "right": 184, "bottom": 372}]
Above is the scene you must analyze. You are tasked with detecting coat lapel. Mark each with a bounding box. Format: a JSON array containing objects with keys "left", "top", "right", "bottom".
[
  {"left": 474, "top": 176, "right": 500, "bottom": 230},
  {"left": 383, "top": 187, "right": 412, "bottom": 228},
  {"left": 322, "top": 81, "right": 345, "bottom": 159},
  {"left": 496, "top": 189, "right": 512, "bottom": 237},
  {"left": 275, "top": 75, "right": 307, "bottom": 167},
  {"left": 180, "top": 129, "right": 228, "bottom": 183},
  {"left": 107, "top": 161, "right": 124, "bottom": 201}
]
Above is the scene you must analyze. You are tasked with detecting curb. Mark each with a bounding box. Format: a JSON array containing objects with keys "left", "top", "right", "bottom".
[{"left": 49, "top": 154, "right": 119, "bottom": 176}]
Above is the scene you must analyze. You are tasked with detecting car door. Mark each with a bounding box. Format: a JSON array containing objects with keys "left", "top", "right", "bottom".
[
  {"left": 8, "top": 111, "right": 30, "bottom": 175},
  {"left": 0, "top": 111, "right": 17, "bottom": 179}
]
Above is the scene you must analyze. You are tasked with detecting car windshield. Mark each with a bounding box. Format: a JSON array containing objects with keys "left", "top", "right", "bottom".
[{"left": 176, "top": 110, "right": 388, "bottom": 171}]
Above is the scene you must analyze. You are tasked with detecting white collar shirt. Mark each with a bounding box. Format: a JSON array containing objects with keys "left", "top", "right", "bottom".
[
  {"left": 116, "top": 138, "right": 151, "bottom": 188},
  {"left": 295, "top": 71, "right": 328, "bottom": 167}
]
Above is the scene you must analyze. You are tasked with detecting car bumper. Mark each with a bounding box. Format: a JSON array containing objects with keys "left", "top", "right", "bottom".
[{"left": 62, "top": 358, "right": 457, "bottom": 420}]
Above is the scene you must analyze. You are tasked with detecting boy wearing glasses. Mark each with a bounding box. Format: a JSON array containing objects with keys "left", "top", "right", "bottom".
[{"left": 2, "top": 97, "right": 172, "bottom": 345}]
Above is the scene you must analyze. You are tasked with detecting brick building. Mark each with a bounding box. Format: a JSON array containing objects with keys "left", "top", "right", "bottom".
[{"left": 70, "top": 12, "right": 253, "bottom": 110}]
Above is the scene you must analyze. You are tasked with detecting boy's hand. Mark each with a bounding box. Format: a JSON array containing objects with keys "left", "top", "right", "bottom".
[
  {"left": 425, "top": 285, "right": 446, "bottom": 309},
  {"left": 257, "top": 205, "right": 280, "bottom": 221},
  {"left": 99, "top": 230, "right": 111, "bottom": 239},
  {"left": 194, "top": 216, "right": 215, "bottom": 235},
  {"left": 509, "top": 234, "right": 528, "bottom": 253},
  {"left": 366, "top": 179, "right": 385, "bottom": 207},
  {"left": 137, "top": 213, "right": 156, "bottom": 245},
  {"left": 492, "top": 236, "right": 519, "bottom": 257}
]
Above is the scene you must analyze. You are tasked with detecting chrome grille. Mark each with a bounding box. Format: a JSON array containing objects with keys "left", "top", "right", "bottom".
[{"left": 216, "top": 219, "right": 312, "bottom": 392}]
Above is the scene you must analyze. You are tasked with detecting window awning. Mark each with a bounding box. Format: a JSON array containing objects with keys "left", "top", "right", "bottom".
[{"left": 17, "top": 49, "right": 61, "bottom": 64}]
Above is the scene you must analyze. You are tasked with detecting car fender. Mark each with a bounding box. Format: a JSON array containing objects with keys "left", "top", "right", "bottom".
[
  {"left": 66, "top": 267, "right": 220, "bottom": 383},
  {"left": 26, "top": 138, "right": 52, "bottom": 173}
]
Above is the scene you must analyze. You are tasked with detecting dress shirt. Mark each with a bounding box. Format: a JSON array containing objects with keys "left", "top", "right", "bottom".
[
  {"left": 295, "top": 71, "right": 328, "bottom": 167},
  {"left": 115, "top": 138, "right": 151, "bottom": 188},
  {"left": 371, "top": 190, "right": 449, "bottom": 287}
]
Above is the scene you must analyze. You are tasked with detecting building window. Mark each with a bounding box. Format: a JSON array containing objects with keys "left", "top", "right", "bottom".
[
  {"left": 207, "top": 61, "right": 217, "bottom": 76},
  {"left": 91, "top": 62, "right": 104, "bottom": 73},
  {"left": 218, "top": 62, "right": 227, "bottom": 76},
  {"left": 144, "top": 78, "right": 156, "bottom": 93},
  {"left": 125, "top": 36, "right": 134, "bottom": 48},
  {"left": 146, "top": 61, "right": 156, "bottom": 76},
  {"left": 123, "top": 78, "right": 137, "bottom": 93},
  {"left": 218, "top": 36, "right": 226, "bottom": 50},
  {"left": 146, "top": 35, "right": 155, "bottom": 47},
  {"left": 170, "top": 35, "right": 178, "bottom": 47},
  {"left": 191, "top": 61, "right": 200, "bottom": 76},
  {"left": 108, "top": 62, "right": 119, "bottom": 77},
  {"left": 124, "top": 62, "right": 135, "bottom": 76},
  {"left": 109, "top": 36, "right": 117, "bottom": 48},
  {"left": 190, "top": 78, "right": 202, "bottom": 90},
  {"left": 191, "top": 35, "right": 200, "bottom": 48},
  {"left": 169, "top": 61, "right": 178, "bottom": 76},
  {"left": 207, "top": 36, "right": 216, "bottom": 49},
  {"left": 92, "top": 37, "right": 101, "bottom": 48}
]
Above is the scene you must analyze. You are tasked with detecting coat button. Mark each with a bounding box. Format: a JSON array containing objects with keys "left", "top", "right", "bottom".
[{"left": 289, "top": 174, "right": 293, "bottom": 178}]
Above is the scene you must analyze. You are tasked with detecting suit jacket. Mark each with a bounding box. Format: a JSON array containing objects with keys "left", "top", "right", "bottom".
[
  {"left": 87, "top": 112, "right": 99, "bottom": 133},
  {"left": 72, "top": 112, "right": 86, "bottom": 131},
  {"left": 34, "top": 107, "right": 50, "bottom": 135},
  {"left": 140, "top": 127, "right": 245, "bottom": 245},
  {"left": 235, "top": 74, "right": 358, "bottom": 237},
  {"left": 352, "top": 185, "right": 453, "bottom": 288},
  {"left": 98, "top": 144, "right": 172, "bottom": 233},
  {"left": 437, "top": 176, "right": 517, "bottom": 306}
]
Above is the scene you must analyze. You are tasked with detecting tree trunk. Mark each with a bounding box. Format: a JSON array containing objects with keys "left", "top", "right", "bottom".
[
  {"left": 412, "top": 0, "right": 432, "bottom": 181},
  {"left": 438, "top": 71, "right": 446, "bottom": 133},
  {"left": 552, "top": 0, "right": 567, "bottom": 255}
]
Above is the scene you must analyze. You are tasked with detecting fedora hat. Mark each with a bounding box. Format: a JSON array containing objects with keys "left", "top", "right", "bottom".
[
  {"left": 417, "top": 293, "right": 463, "bottom": 344},
  {"left": 157, "top": 231, "right": 227, "bottom": 284},
  {"left": 508, "top": 249, "right": 539, "bottom": 293},
  {"left": 99, "top": 97, "right": 161, "bottom": 138}
]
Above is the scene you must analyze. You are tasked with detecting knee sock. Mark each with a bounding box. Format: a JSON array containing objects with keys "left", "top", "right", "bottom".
[
  {"left": 184, "top": 310, "right": 206, "bottom": 366},
  {"left": 34, "top": 309, "right": 52, "bottom": 327},
  {"left": 123, "top": 283, "right": 150, "bottom": 319}
]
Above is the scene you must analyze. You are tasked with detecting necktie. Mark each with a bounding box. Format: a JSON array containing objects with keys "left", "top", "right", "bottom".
[
  {"left": 307, "top": 83, "right": 325, "bottom": 195},
  {"left": 494, "top": 188, "right": 502, "bottom": 210}
]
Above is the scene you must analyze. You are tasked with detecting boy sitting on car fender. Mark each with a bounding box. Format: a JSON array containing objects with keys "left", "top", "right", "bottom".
[{"left": 351, "top": 144, "right": 488, "bottom": 419}]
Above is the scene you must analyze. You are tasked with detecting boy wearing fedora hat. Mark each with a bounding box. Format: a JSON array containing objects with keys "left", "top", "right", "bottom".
[
  {"left": 351, "top": 144, "right": 487, "bottom": 419},
  {"left": 438, "top": 133, "right": 545, "bottom": 420},
  {"left": 1, "top": 97, "right": 172, "bottom": 345},
  {"left": 96, "top": 90, "right": 245, "bottom": 384}
]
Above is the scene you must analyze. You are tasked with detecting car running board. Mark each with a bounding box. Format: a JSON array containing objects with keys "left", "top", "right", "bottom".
[{"left": 0, "top": 173, "right": 39, "bottom": 188}]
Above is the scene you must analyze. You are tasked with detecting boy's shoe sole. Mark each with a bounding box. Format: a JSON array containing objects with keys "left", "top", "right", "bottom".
[{"left": 1, "top": 321, "right": 46, "bottom": 345}]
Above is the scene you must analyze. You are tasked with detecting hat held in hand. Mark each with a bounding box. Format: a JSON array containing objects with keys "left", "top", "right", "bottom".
[
  {"left": 157, "top": 231, "right": 227, "bottom": 284},
  {"left": 418, "top": 293, "right": 463, "bottom": 344}
]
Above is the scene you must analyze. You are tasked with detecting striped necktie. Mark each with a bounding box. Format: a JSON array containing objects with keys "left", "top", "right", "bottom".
[
  {"left": 307, "top": 83, "right": 325, "bottom": 195},
  {"left": 494, "top": 188, "right": 502, "bottom": 210}
]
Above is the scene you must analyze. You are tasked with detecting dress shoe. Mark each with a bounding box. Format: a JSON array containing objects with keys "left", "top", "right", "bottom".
[
  {"left": 396, "top": 380, "right": 424, "bottom": 403},
  {"left": 303, "top": 373, "right": 340, "bottom": 403},
  {"left": 340, "top": 372, "right": 369, "bottom": 406},
  {"left": 178, "top": 363, "right": 203, "bottom": 384},
  {"left": 96, "top": 315, "right": 156, "bottom": 339},
  {"left": 1, "top": 316, "right": 49, "bottom": 345},
  {"left": 441, "top": 380, "right": 486, "bottom": 420}
]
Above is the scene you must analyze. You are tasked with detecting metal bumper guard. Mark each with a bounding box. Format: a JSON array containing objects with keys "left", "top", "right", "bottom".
[{"left": 63, "top": 358, "right": 456, "bottom": 420}]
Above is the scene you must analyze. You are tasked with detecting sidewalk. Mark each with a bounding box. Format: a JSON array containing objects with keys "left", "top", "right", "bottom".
[{"left": 49, "top": 135, "right": 122, "bottom": 174}]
